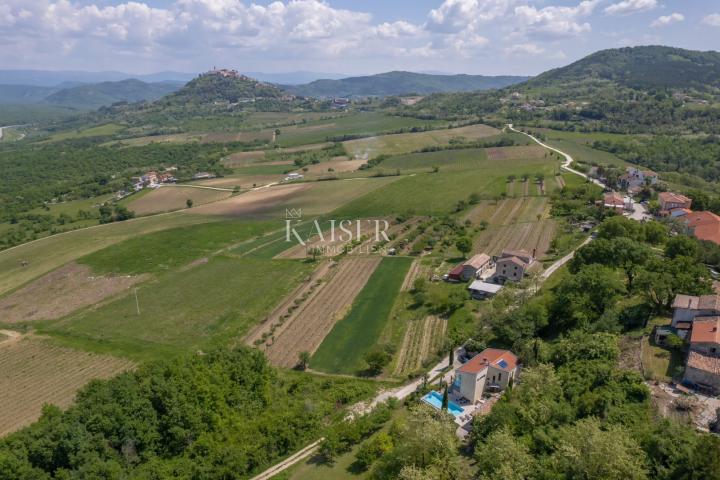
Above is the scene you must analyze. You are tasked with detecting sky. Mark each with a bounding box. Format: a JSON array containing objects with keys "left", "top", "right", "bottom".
[{"left": 0, "top": 0, "right": 719, "bottom": 76}]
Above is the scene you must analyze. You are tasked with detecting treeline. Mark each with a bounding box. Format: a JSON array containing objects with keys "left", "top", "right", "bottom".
[
  {"left": 0, "top": 139, "right": 235, "bottom": 220},
  {"left": 0, "top": 347, "right": 376, "bottom": 479},
  {"left": 592, "top": 135, "right": 720, "bottom": 182}
]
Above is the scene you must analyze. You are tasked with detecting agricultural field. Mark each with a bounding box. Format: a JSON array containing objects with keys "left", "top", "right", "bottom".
[
  {"left": 0, "top": 262, "right": 147, "bottom": 323},
  {"left": 393, "top": 315, "right": 447, "bottom": 376},
  {"left": 124, "top": 185, "right": 232, "bottom": 216},
  {"left": 311, "top": 257, "right": 413, "bottom": 374},
  {"left": 43, "top": 255, "right": 312, "bottom": 360},
  {"left": 262, "top": 257, "right": 382, "bottom": 368},
  {"left": 275, "top": 113, "right": 448, "bottom": 147},
  {"left": 0, "top": 334, "right": 134, "bottom": 435},
  {"left": 47, "top": 123, "right": 125, "bottom": 142},
  {"left": 485, "top": 145, "right": 547, "bottom": 160},
  {"left": 343, "top": 123, "right": 501, "bottom": 158},
  {"left": 0, "top": 212, "right": 218, "bottom": 297}
]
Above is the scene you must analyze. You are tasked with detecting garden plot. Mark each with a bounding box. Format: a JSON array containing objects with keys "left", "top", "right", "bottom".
[{"left": 393, "top": 316, "right": 447, "bottom": 376}]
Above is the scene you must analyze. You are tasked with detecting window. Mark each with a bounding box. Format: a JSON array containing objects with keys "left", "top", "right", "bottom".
[{"left": 498, "top": 373, "right": 502, "bottom": 381}]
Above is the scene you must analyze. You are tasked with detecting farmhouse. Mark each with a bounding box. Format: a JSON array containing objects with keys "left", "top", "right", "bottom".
[
  {"left": 683, "top": 211, "right": 720, "bottom": 245},
  {"left": 620, "top": 166, "right": 658, "bottom": 191},
  {"left": 683, "top": 317, "right": 720, "bottom": 393},
  {"left": 671, "top": 293, "right": 720, "bottom": 327},
  {"left": 446, "top": 253, "right": 492, "bottom": 282},
  {"left": 453, "top": 348, "right": 518, "bottom": 403},
  {"left": 659, "top": 191, "right": 692, "bottom": 214},
  {"left": 468, "top": 280, "right": 502, "bottom": 299},
  {"left": 601, "top": 191, "right": 631, "bottom": 212},
  {"left": 491, "top": 249, "right": 534, "bottom": 284}
]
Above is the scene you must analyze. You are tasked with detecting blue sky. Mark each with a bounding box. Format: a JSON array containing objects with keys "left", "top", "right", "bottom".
[{"left": 1, "top": 0, "right": 718, "bottom": 76}]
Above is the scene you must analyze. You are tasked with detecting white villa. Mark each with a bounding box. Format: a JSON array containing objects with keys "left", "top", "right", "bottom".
[{"left": 452, "top": 348, "right": 518, "bottom": 403}]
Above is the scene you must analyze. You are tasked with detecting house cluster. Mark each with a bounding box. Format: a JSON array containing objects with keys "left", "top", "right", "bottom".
[
  {"left": 601, "top": 191, "right": 633, "bottom": 212},
  {"left": 662, "top": 293, "right": 720, "bottom": 393},
  {"left": 132, "top": 169, "right": 177, "bottom": 191},
  {"left": 331, "top": 98, "right": 350, "bottom": 110},
  {"left": 619, "top": 166, "right": 659, "bottom": 194},
  {"left": 445, "top": 249, "right": 536, "bottom": 300},
  {"left": 205, "top": 68, "right": 243, "bottom": 79},
  {"left": 452, "top": 348, "right": 519, "bottom": 403},
  {"left": 654, "top": 192, "right": 720, "bottom": 245}
]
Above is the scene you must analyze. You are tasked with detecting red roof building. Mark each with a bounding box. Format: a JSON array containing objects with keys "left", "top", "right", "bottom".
[{"left": 684, "top": 211, "right": 720, "bottom": 245}]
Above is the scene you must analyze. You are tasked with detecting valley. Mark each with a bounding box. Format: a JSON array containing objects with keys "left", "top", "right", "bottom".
[{"left": 2, "top": 41, "right": 720, "bottom": 480}]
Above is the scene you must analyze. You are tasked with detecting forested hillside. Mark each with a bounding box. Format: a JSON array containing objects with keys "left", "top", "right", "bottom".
[
  {"left": 43, "top": 79, "right": 183, "bottom": 110},
  {"left": 286, "top": 71, "right": 529, "bottom": 97}
]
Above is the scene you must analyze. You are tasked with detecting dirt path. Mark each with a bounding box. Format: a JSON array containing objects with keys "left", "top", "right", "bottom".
[
  {"left": 400, "top": 259, "right": 422, "bottom": 291},
  {"left": 264, "top": 257, "right": 382, "bottom": 368},
  {"left": 522, "top": 180, "right": 529, "bottom": 196}
]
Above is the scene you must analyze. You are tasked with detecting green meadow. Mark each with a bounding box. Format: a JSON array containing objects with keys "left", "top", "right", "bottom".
[{"left": 311, "top": 257, "right": 413, "bottom": 374}]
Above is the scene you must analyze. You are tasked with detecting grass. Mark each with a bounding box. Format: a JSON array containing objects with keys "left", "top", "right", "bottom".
[
  {"left": 642, "top": 335, "right": 685, "bottom": 383},
  {"left": 79, "top": 220, "right": 276, "bottom": 275},
  {"left": 123, "top": 186, "right": 231, "bottom": 216},
  {"left": 0, "top": 212, "right": 219, "bottom": 297},
  {"left": 47, "top": 123, "right": 124, "bottom": 142},
  {"left": 381, "top": 148, "right": 487, "bottom": 171},
  {"left": 311, "top": 257, "right": 413, "bottom": 374},
  {"left": 43, "top": 255, "right": 312, "bottom": 361},
  {"left": 334, "top": 151, "right": 557, "bottom": 218},
  {"left": 276, "top": 113, "right": 448, "bottom": 148},
  {"left": 234, "top": 164, "right": 295, "bottom": 175},
  {"left": 342, "top": 124, "right": 501, "bottom": 158}
]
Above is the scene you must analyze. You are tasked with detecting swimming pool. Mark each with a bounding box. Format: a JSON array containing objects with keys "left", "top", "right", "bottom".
[{"left": 421, "top": 391, "right": 465, "bottom": 417}]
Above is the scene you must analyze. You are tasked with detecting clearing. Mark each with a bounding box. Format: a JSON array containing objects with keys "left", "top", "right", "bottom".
[
  {"left": 0, "top": 262, "right": 147, "bottom": 323},
  {"left": 311, "top": 257, "right": 413, "bottom": 374},
  {"left": 262, "top": 257, "right": 382, "bottom": 368},
  {"left": 0, "top": 335, "right": 133, "bottom": 436}
]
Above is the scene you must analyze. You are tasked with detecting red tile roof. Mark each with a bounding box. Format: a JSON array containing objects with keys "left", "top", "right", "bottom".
[
  {"left": 687, "top": 351, "right": 720, "bottom": 376},
  {"left": 659, "top": 191, "right": 691, "bottom": 205},
  {"left": 685, "top": 211, "right": 720, "bottom": 245},
  {"left": 448, "top": 264, "right": 464, "bottom": 277},
  {"left": 691, "top": 317, "right": 720, "bottom": 344},
  {"left": 458, "top": 348, "right": 517, "bottom": 374},
  {"left": 464, "top": 253, "right": 490, "bottom": 269}
]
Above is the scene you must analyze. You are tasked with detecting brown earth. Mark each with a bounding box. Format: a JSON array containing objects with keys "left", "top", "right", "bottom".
[
  {"left": 126, "top": 186, "right": 231, "bottom": 216},
  {"left": 187, "top": 183, "right": 311, "bottom": 217},
  {"left": 263, "top": 257, "right": 382, "bottom": 368},
  {"left": 0, "top": 336, "right": 134, "bottom": 436},
  {"left": 197, "top": 175, "right": 284, "bottom": 190},
  {"left": 0, "top": 262, "right": 147, "bottom": 323}
]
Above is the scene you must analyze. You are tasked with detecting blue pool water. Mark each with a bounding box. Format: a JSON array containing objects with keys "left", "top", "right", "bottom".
[{"left": 421, "top": 391, "right": 465, "bottom": 417}]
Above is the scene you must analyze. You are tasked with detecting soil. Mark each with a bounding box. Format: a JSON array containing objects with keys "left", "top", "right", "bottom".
[
  {"left": 0, "top": 262, "right": 147, "bottom": 323},
  {"left": 187, "top": 183, "right": 310, "bottom": 217}
]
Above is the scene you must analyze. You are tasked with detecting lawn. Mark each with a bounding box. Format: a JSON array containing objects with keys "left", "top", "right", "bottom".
[
  {"left": 311, "top": 256, "right": 413, "bottom": 374},
  {"left": 0, "top": 212, "right": 219, "bottom": 297},
  {"left": 79, "top": 219, "right": 276, "bottom": 275},
  {"left": 642, "top": 335, "right": 685, "bottom": 382},
  {"left": 43, "top": 255, "right": 312, "bottom": 361}
]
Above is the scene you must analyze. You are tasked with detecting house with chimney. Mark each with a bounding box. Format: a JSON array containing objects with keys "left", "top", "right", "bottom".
[{"left": 452, "top": 348, "right": 518, "bottom": 403}]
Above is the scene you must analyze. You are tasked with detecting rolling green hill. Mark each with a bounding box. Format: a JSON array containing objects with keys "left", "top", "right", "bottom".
[
  {"left": 286, "top": 71, "right": 529, "bottom": 97},
  {"left": 158, "top": 72, "right": 284, "bottom": 106},
  {"left": 43, "top": 79, "right": 184, "bottom": 109},
  {"left": 526, "top": 45, "right": 720, "bottom": 92}
]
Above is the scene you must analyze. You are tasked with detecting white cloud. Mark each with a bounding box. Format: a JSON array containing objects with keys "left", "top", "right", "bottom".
[
  {"left": 505, "top": 43, "right": 545, "bottom": 55},
  {"left": 702, "top": 13, "right": 720, "bottom": 27},
  {"left": 514, "top": 0, "right": 600, "bottom": 38},
  {"left": 426, "top": 0, "right": 517, "bottom": 33},
  {"left": 374, "top": 21, "right": 421, "bottom": 38},
  {"left": 651, "top": 13, "right": 684, "bottom": 28},
  {"left": 604, "top": 0, "right": 657, "bottom": 16}
]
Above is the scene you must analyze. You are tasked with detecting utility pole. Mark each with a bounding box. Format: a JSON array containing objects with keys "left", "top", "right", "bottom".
[{"left": 134, "top": 288, "right": 141, "bottom": 316}]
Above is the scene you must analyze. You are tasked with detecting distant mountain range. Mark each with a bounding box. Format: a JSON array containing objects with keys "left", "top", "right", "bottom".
[
  {"left": 285, "top": 71, "right": 530, "bottom": 97},
  {"left": 0, "top": 79, "right": 184, "bottom": 110}
]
